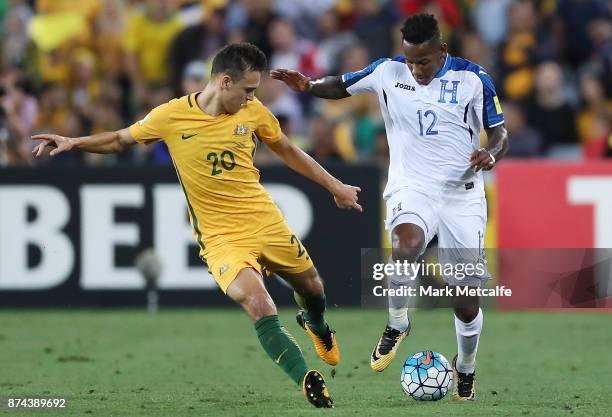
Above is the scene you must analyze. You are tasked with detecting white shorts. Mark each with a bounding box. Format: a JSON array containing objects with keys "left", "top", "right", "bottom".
[{"left": 385, "top": 188, "right": 490, "bottom": 287}]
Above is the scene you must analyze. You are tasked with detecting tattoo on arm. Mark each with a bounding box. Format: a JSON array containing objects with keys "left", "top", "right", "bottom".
[
  {"left": 485, "top": 125, "right": 509, "bottom": 161},
  {"left": 308, "top": 76, "right": 350, "bottom": 99}
]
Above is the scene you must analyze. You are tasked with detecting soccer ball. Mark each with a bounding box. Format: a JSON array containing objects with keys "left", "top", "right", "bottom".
[{"left": 400, "top": 351, "right": 453, "bottom": 401}]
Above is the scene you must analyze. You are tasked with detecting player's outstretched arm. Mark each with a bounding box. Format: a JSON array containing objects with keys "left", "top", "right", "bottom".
[
  {"left": 267, "top": 133, "right": 362, "bottom": 212},
  {"left": 31, "top": 128, "right": 137, "bottom": 157},
  {"left": 270, "top": 69, "right": 350, "bottom": 99},
  {"left": 469, "top": 125, "right": 509, "bottom": 172}
]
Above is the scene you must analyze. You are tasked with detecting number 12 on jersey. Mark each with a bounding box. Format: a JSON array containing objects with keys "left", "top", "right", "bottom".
[{"left": 417, "top": 110, "right": 438, "bottom": 136}]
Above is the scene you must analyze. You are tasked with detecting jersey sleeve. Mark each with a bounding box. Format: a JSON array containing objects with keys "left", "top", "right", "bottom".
[
  {"left": 340, "top": 57, "right": 389, "bottom": 96},
  {"left": 473, "top": 70, "right": 504, "bottom": 129},
  {"left": 128, "top": 103, "right": 170, "bottom": 143},
  {"left": 254, "top": 101, "right": 282, "bottom": 145}
]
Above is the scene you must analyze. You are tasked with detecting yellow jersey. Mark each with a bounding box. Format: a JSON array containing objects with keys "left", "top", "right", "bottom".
[{"left": 128, "top": 94, "right": 284, "bottom": 253}]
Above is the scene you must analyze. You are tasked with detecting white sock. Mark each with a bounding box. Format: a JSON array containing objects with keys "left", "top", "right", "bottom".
[
  {"left": 386, "top": 255, "right": 414, "bottom": 333},
  {"left": 388, "top": 307, "right": 410, "bottom": 332},
  {"left": 454, "top": 308, "right": 483, "bottom": 374}
]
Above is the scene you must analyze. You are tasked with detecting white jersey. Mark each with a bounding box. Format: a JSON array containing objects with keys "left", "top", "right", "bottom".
[{"left": 341, "top": 54, "right": 504, "bottom": 200}]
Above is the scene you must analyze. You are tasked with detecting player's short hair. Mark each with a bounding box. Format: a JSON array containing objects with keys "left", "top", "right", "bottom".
[
  {"left": 211, "top": 43, "right": 267, "bottom": 81},
  {"left": 401, "top": 14, "right": 441, "bottom": 44}
]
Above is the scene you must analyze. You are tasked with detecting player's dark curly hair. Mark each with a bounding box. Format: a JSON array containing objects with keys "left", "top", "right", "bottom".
[
  {"left": 211, "top": 43, "right": 267, "bottom": 80},
  {"left": 401, "top": 14, "right": 441, "bottom": 44}
]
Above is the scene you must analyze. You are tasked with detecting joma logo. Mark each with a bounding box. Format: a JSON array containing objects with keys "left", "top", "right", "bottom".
[{"left": 394, "top": 82, "right": 415, "bottom": 91}]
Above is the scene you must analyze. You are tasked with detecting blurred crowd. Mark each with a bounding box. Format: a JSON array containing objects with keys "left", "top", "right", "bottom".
[{"left": 0, "top": 0, "right": 610, "bottom": 167}]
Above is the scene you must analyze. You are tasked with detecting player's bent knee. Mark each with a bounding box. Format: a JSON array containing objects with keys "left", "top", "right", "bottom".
[
  {"left": 392, "top": 233, "right": 425, "bottom": 262},
  {"left": 392, "top": 246, "right": 423, "bottom": 263},
  {"left": 397, "top": 233, "right": 425, "bottom": 250},
  {"left": 226, "top": 267, "right": 277, "bottom": 321},
  {"left": 281, "top": 266, "right": 324, "bottom": 296},
  {"left": 240, "top": 292, "right": 277, "bottom": 322},
  {"left": 392, "top": 224, "right": 425, "bottom": 257}
]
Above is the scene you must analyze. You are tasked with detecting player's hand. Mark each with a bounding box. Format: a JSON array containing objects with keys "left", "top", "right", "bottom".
[
  {"left": 31, "top": 134, "right": 75, "bottom": 157},
  {"left": 470, "top": 148, "right": 495, "bottom": 172},
  {"left": 331, "top": 183, "right": 362, "bottom": 212},
  {"left": 270, "top": 69, "right": 311, "bottom": 93}
]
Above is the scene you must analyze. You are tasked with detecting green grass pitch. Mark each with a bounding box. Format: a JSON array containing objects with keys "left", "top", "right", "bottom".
[{"left": 1, "top": 308, "right": 611, "bottom": 416}]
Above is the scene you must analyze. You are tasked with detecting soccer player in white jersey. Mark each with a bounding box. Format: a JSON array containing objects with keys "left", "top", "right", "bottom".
[{"left": 272, "top": 14, "right": 508, "bottom": 400}]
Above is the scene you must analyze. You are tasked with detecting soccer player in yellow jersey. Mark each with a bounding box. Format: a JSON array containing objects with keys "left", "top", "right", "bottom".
[{"left": 32, "top": 43, "right": 362, "bottom": 408}]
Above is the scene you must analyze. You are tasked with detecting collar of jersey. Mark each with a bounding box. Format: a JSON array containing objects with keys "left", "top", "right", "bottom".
[{"left": 434, "top": 54, "right": 452, "bottom": 79}]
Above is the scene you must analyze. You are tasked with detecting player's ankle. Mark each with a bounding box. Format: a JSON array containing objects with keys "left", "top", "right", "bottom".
[{"left": 387, "top": 310, "right": 410, "bottom": 333}]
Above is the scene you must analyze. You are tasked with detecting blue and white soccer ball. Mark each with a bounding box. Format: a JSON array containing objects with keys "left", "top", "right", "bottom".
[{"left": 400, "top": 351, "right": 453, "bottom": 401}]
